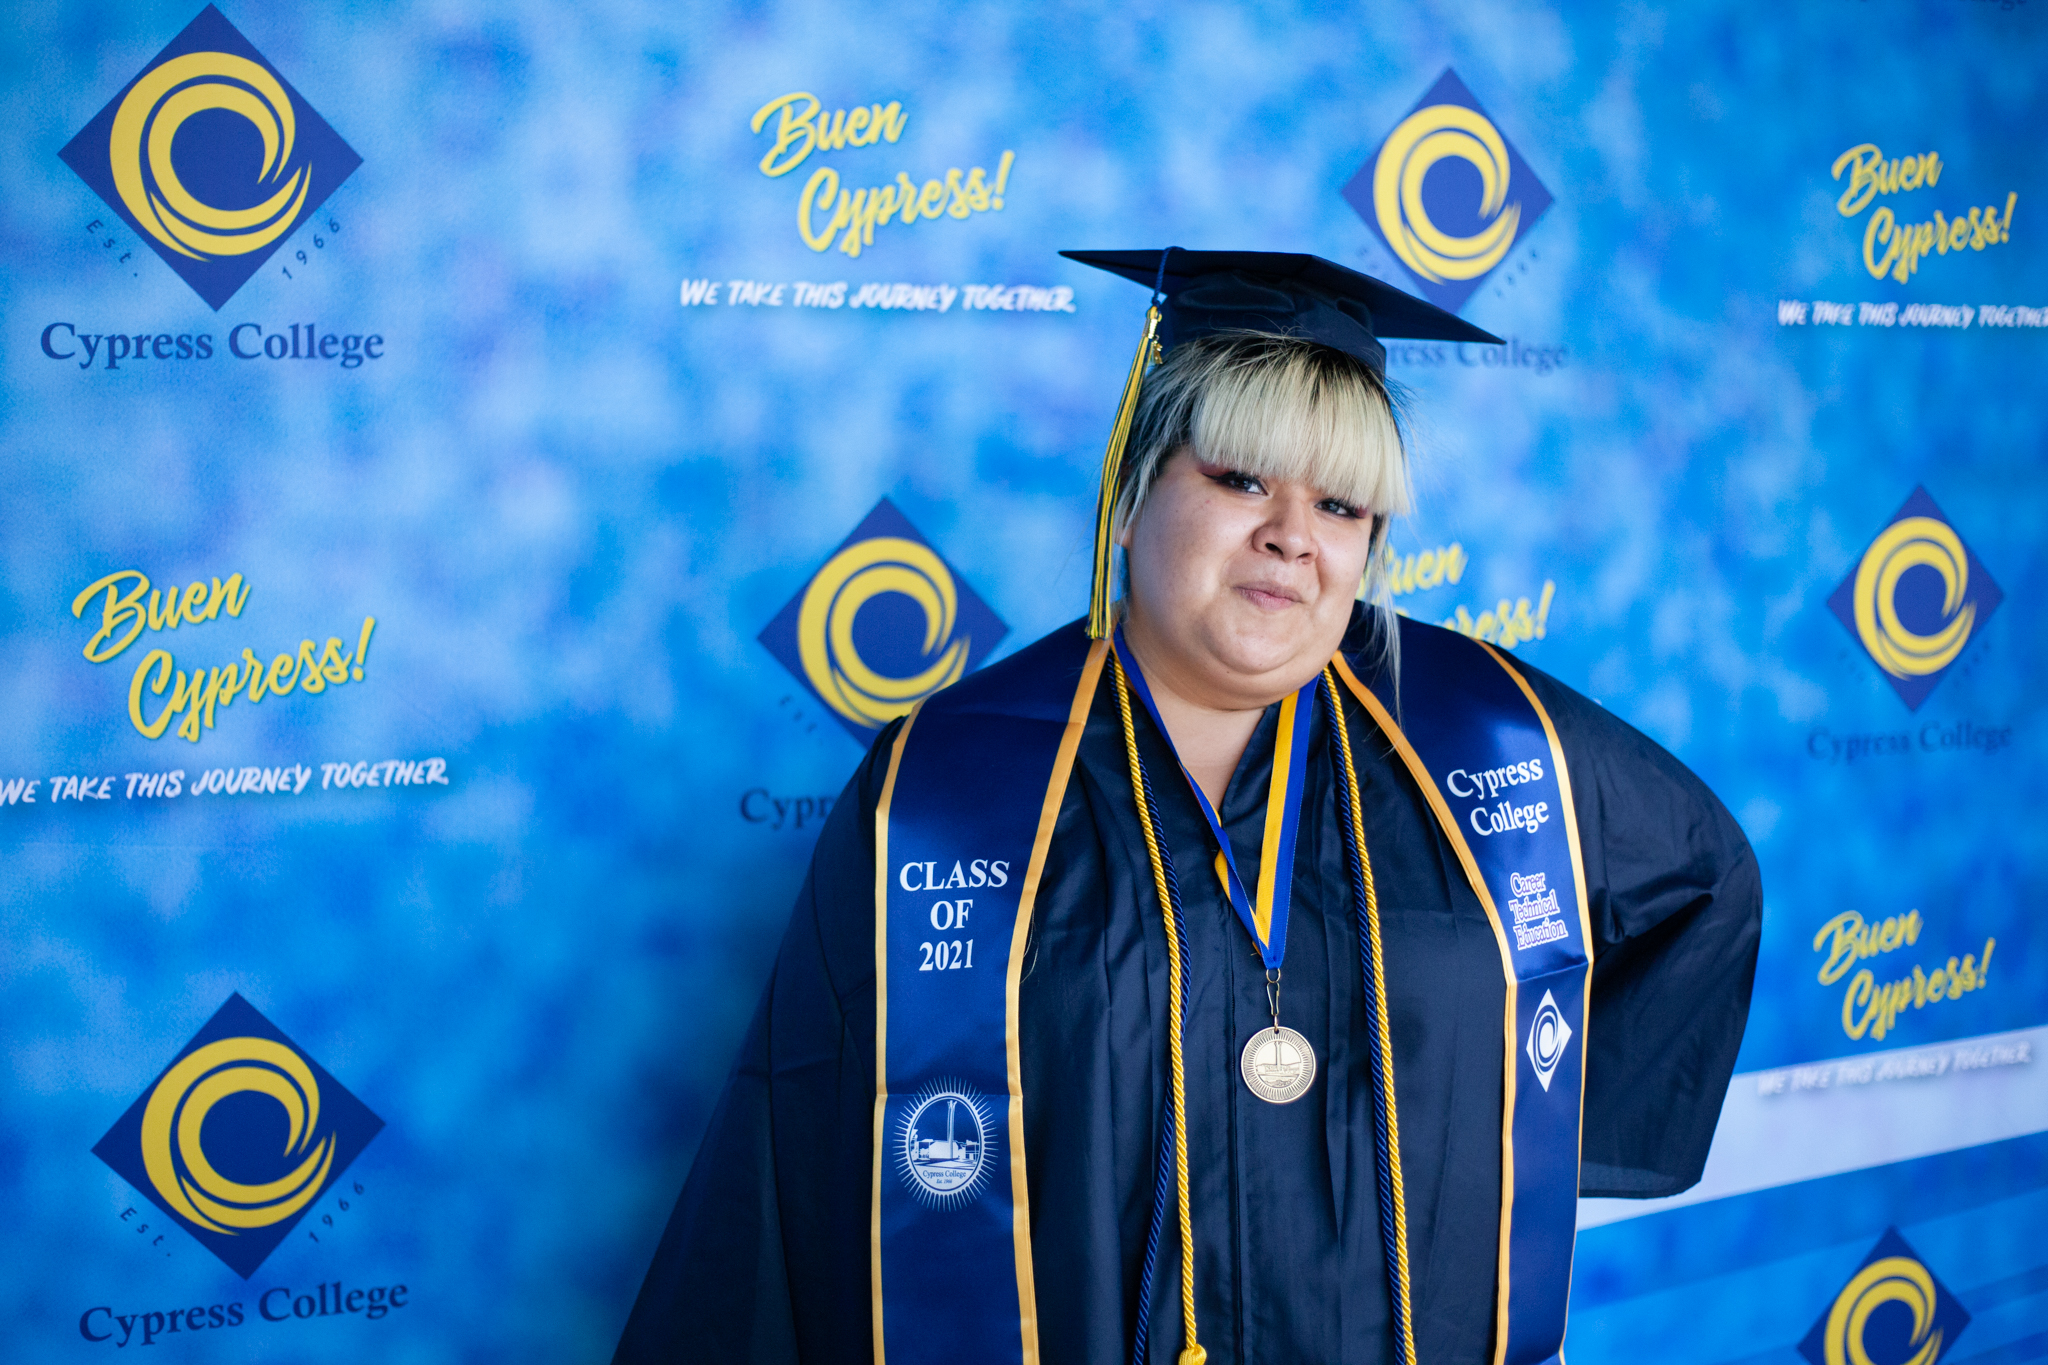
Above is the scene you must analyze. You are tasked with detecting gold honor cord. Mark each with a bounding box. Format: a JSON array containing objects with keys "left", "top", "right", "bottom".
[
  {"left": 1335, "top": 644, "right": 1595, "bottom": 1365},
  {"left": 1324, "top": 665, "right": 1418, "bottom": 1365},
  {"left": 1110, "top": 653, "right": 1204, "bottom": 1365},
  {"left": 1087, "top": 306, "right": 1163, "bottom": 640},
  {"left": 1334, "top": 652, "right": 1518, "bottom": 1365}
]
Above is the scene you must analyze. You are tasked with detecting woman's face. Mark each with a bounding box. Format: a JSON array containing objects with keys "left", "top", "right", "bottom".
[{"left": 1121, "top": 448, "right": 1378, "bottom": 711}]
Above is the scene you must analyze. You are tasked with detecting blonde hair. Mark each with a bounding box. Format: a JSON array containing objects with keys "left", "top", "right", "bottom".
[{"left": 1114, "top": 332, "right": 1412, "bottom": 654}]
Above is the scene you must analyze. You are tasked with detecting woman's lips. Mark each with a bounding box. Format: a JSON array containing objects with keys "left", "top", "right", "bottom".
[{"left": 1235, "top": 582, "right": 1302, "bottom": 609}]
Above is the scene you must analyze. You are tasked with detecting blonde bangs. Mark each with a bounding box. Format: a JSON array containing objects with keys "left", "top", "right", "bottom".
[
  {"left": 1186, "top": 344, "right": 1411, "bottom": 518},
  {"left": 1113, "top": 333, "right": 1412, "bottom": 536}
]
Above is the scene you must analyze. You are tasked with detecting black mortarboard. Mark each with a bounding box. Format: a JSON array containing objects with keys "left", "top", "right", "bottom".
[
  {"left": 1061, "top": 248, "right": 1502, "bottom": 374},
  {"left": 1063, "top": 248, "right": 1503, "bottom": 636}
]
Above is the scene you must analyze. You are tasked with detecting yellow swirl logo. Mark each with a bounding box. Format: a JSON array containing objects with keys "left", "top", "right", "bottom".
[
  {"left": 93, "top": 993, "right": 383, "bottom": 1275},
  {"left": 1373, "top": 104, "right": 1520, "bottom": 286},
  {"left": 60, "top": 7, "right": 361, "bottom": 309},
  {"left": 140, "top": 1036, "right": 334, "bottom": 1235},
  {"left": 760, "top": 498, "right": 1007, "bottom": 740},
  {"left": 1824, "top": 1257, "right": 1945, "bottom": 1365},
  {"left": 111, "top": 53, "right": 311, "bottom": 263},
  {"left": 1345, "top": 68, "right": 1552, "bottom": 314},
  {"left": 1828, "top": 487, "right": 2001, "bottom": 712},
  {"left": 1798, "top": 1230, "right": 1969, "bottom": 1365},
  {"left": 1852, "top": 518, "right": 1973, "bottom": 679},
  {"left": 799, "top": 536, "right": 971, "bottom": 729}
]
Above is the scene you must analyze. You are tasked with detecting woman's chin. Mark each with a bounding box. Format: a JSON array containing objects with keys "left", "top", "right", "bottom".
[
  {"left": 1203, "top": 634, "right": 1327, "bottom": 692},
  {"left": 1216, "top": 601, "right": 1340, "bottom": 653}
]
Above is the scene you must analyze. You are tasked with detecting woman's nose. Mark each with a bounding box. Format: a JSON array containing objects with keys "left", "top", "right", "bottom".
[{"left": 1258, "top": 496, "right": 1316, "bottom": 559}]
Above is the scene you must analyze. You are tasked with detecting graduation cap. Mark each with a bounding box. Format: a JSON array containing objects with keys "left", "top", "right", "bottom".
[{"left": 1062, "top": 247, "right": 1504, "bottom": 636}]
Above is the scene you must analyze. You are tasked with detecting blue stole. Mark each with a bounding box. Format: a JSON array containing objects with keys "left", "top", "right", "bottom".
[
  {"left": 870, "top": 624, "right": 1108, "bottom": 1365},
  {"left": 873, "top": 617, "right": 1589, "bottom": 1365},
  {"left": 1336, "top": 619, "right": 1593, "bottom": 1365}
]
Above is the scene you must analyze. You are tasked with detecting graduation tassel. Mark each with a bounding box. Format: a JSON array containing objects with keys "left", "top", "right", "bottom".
[{"left": 1086, "top": 303, "right": 1162, "bottom": 639}]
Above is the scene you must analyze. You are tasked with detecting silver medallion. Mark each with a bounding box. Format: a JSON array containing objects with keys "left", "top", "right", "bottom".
[{"left": 1239, "top": 1025, "right": 1317, "bottom": 1104}]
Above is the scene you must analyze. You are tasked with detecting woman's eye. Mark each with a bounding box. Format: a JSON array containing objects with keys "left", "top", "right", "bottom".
[
  {"left": 1318, "top": 498, "right": 1364, "bottom": 518},
  {"left": 1209, "top": 470, "right": 1265, "bottom": 494}
]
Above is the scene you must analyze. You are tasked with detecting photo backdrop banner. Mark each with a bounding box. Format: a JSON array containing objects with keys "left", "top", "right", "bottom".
[{"left": 2, "top": 0, "right": 2043, "bottom": 1360}]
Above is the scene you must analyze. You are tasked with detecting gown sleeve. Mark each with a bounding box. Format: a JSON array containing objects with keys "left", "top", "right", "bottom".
[
  {"left": 612, "top": 723, "right": 899, "bottom": 1363},
  {"left": 1515, "top": 665, "right": 1763, "bottom": 1200}
]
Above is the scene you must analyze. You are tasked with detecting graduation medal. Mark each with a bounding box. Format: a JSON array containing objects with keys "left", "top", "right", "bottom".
[
  {"left": 1239, "top": 1024, "right": 1316, "bottom": 1104},
  {"left": 1112, "top": 628, "right": 1320, "bottom": 1105}
]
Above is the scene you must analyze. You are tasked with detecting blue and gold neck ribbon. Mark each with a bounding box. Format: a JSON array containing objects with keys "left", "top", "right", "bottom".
[
  {"left": 1336, "top": 619, "right": 1593, "bottom": 1365},
  {"left": 1111, "top": 627, "right": 1318, "bottom": 973}
]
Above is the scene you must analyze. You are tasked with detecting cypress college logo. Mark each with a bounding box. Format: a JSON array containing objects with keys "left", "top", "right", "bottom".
[
  {"left": 758, "top": 498, "right": 1007, "bottom": 740},
  {"left": 93, "top": 993, "right": 383, "bottom": 1277},
  {"left": 893, "top": 1082, "right": 998, "bottom": 1209},
  {"left": 1344, "top": 68, "right": 1552, "bottom": 314},
  {"left": 1828, "top": 487, "right": 2001, "bottom": 711},
  {"left": 1798, "top": 1227, "right": 1969, "bottom": 1365},
  {"left": 59, "top": 5, "right": 361, "bottom": 310}
]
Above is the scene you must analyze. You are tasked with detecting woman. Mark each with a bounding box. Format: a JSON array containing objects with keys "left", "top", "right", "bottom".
[{"left": 617, "top": 250, "right": 1760, "bottom": 1365}]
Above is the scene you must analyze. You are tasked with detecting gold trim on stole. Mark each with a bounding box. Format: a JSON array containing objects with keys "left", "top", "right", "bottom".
[
  {"left": 871, "top": 707, "right": 918, "bottom": 1365},
  {"left": 1006, "top": 638, "right": 1110, "bottom": 1364},
  {"left": 1477, "top": 641, "right": 1596, "bottom": 1365},
  {"left": 869, "top": 639, "right": 1109, "bottom": 1365}
]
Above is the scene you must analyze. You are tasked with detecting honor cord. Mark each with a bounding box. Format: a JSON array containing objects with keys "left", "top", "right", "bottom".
[
  {"left": 1324, "top": 666, "right": 1418, "bottom": 1365},
  {"left": 1131, "top": 763, "right": 1191, "bottom": 1365},
  {"left": 1113, "top": 651, "right": 1413, "bottom": 1365},
  {"left": 1113, "top": 653, "right": 1205, "bottom": 1365}
]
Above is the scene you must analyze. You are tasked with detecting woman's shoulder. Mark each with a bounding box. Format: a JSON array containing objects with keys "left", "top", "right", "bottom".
[
  {"left": 915, "top": 617, "right": 1097, "bottom": 723},
  {"left": 1351, "top": 609, "right": 1742, "bottom": 835}
]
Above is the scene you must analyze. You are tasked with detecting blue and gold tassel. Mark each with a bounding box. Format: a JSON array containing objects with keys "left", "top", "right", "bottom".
[{"left": 1087, "top": 304, "right": 1163, "bottom": 639}]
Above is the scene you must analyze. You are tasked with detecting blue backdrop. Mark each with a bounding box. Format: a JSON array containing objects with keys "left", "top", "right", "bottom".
[{"left": 2, "top": 1, "right": 2042, "bottom": 1360}]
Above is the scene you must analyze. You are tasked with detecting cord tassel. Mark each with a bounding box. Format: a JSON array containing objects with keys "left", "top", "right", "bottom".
[{"left": 1087, "top": 305, "right": 1162, "bottom": 640}]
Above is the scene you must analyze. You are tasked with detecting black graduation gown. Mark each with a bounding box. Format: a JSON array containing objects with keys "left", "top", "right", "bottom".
[{"left": 616, "top": 612, "right": 1761, "bottom": 1365}]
